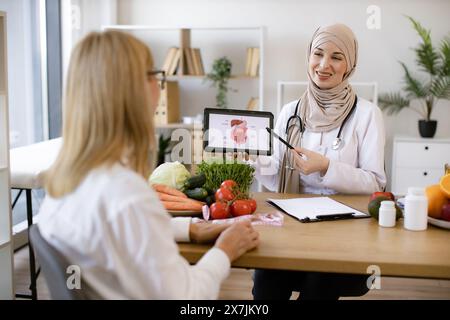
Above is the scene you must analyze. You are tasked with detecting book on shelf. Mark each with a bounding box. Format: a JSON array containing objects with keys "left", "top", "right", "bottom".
[
  {"left": 250, "top": 47, "right": 260, "bottom": 77},
  {"left": 162, "top": 47, "right": 182, "bottom": 76},
  {"left": 245, "top": 47, "right": 260, "bottom": 77},
  {"left": 162, "top": 47, "right": 177, "bottom": 74},
  {"left": 247, "top": 97, "right": 259, "bottom": 111},
  {"left": 184, "top": 48, "right": 196, "bottom": 75},
  {"left": 195, "top": 48, "right": 205, "bottom": 75},
  {"left": 155, "top": 81, "right": 180, "bottom": 125},
  {"left": 191, "top": 48, "right": 204, "bottom": 76},
  {"left": 245, "top": 48, "right": 253, "bottom": 76},
  {"left": 163, "top": 47, "right": 205, "bottom": 76},
  {"left": 169, "top": 48, "right": 182, "bottom": 76}
]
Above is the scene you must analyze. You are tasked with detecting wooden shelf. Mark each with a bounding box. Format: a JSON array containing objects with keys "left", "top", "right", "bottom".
[{"left": 103, "top": 25, "right": 265, "bottom": 112}]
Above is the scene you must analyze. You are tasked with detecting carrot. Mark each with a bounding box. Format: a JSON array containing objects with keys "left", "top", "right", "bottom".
[
  {"left": 152, "top": 183, "right": 187, "bottom": 198},
  {"left": 157, "top": 192, "right": 205, "bottom": 207},
  {"left": 157, "top": 192, "right": 189, "bottom": 203},
  {"left": 183, "top": 198, "right": 206, "bottom": 207},
  {"left": 161, "top": 200, "right": 204, "bottom": 212}
]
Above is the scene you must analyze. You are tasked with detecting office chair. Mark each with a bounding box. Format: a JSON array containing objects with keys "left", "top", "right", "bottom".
[{"left": 28, "top": 225, "right": 87, "bottom": 300}]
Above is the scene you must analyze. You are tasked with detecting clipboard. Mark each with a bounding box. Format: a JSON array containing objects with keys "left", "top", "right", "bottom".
[{"left": 267, "top": 197, "right": 370, "bottom": 223}]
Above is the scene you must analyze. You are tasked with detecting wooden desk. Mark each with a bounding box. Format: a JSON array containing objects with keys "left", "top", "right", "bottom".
[{"left": 179, "top": 192, "right": 450, "bottom": 280}]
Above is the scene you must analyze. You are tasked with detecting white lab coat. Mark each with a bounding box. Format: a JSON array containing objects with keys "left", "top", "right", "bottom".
[
  {"left": 38, "top": 163, "right": 230, "bottom": 299},
  {"left": 254, "top": 97, "right": 386, "bottom": 194}
]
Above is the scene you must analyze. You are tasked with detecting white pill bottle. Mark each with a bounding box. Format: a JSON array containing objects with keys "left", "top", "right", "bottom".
[
  {"left": 404, "top": 187, "right": 428, "bottom": 231},
  {"left": 379, "top": 200, "right": 396, "bottom": 227}
]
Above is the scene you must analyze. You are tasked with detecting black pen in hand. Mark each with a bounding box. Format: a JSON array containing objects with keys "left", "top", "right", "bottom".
[
  {"left": 266, "top": 127, "right": 294, "bottom": 149},
  {"left": 266, "top": 127, "right": 305, "bottom": 159}
]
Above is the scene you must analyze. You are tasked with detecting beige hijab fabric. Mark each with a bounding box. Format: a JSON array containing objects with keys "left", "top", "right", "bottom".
[
  {"left": 300, "top": 23, "right": 358, "bottom": 133},
  {"left": 278, "top": 23, "right": 358, "bottom": 194}
]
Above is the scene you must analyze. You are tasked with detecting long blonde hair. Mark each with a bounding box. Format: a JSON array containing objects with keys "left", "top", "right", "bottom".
[{"left": 46, "top": 31, "right": 156, "bottom": 197}]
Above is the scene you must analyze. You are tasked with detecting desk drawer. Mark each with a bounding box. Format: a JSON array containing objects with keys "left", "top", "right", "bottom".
[
  {"left": 395, "top": 142, "right": 450, "bottom": 168},
  {"left": 393, "top": 167, "right": 442, "bottom": 195}
]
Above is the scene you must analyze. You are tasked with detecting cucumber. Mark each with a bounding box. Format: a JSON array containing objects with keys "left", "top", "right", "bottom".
[
  {"left": 184, "top": 173, "right": 206, "bottom": 189},
  {"left": 205, "top": 187, "right": 216, "bottom": 196},
  {"left": 184, "top": 187, "right": 209, "bottom": 201}
]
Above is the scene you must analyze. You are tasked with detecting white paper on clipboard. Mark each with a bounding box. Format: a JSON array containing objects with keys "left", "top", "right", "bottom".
[{"left": 267, "top": 197, "right": 369, "bottom": 222}]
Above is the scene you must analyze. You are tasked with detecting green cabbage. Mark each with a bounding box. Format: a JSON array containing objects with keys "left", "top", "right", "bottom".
[{"left": 149, "top": 161, "right": 191, "bottom": 190}]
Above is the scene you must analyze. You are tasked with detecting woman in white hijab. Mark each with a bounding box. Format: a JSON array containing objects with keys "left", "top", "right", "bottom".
[{"left": 252, "top": 24, "right": 386, "bottom": 300}]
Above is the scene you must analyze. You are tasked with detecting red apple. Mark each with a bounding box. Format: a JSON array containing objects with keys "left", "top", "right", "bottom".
[
  {"left": 370, "top": 191, "right": 395, "bottom": 202},
  {"left": 441, "top": 203, "right": 450, "bottom": 222}
]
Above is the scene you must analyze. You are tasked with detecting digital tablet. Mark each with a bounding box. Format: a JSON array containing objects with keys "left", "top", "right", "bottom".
[{"left": 203, "top": 108, "right": 274, "bottom": 155}]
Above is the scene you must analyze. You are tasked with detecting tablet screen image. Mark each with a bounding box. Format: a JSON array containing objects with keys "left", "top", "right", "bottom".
[{"left": 203, "top": 108, "right": 274, "bottom": 155}]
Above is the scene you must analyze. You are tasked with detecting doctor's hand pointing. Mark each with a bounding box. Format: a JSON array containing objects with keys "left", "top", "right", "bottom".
[{"left": 290, "top": 147, "right": 330, "bottom": 176}]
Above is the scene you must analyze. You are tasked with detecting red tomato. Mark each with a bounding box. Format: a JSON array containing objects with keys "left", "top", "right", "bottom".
[
  {"left": 210, "top": 202, "right": 230, "bottom": 220},
  {"left": 230, "top": 200, "right": 253, "bottom": 217},
  {"left": 221, "top": 180, "right": 237, "bottom": 190},
  {"left": 215, "top": 187, "right": 235, "bottom": 202},
  {"left": 248, "top": 198, "right": 257, "bottom": 213},
  {"left": 370, "top": 192, "right": 395, "bottom": 202}
]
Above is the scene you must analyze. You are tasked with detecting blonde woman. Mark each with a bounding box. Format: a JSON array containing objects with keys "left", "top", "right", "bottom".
[{"left": 38, "top": 31, "right": 259, "bottom": 299}]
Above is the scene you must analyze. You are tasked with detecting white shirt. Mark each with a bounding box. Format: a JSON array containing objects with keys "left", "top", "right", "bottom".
[
  {"left": 37, "top": 164, "right": 230, "bottom": 299},
  {"left": 255, "top": 97, "right": 386, "bottom": 194}
]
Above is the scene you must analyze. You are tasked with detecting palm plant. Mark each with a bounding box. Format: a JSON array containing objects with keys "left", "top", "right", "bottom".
[{"left": 379, "top": 16, "right": 450, "bottom": 122}]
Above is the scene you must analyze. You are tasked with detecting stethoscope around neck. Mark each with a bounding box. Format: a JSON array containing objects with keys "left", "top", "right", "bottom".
[{"left": 285, "top": 96, "right": 358, "bottom": 151}]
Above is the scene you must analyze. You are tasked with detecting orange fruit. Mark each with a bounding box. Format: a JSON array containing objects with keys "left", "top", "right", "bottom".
[
  {"left": 440, "top": 174, "right": 450, "bottom": 198},
  {"left": 425, "top": 184, "right": 449, "bottom": 218}
]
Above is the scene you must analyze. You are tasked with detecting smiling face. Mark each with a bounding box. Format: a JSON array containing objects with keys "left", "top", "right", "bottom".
[{"left": 308, "top": 41, "right": 348, "bottom": 89}]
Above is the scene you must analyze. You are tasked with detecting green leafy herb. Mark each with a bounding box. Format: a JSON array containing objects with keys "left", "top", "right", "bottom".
[{"left": 197, "top": 160, "right": 255, "bottom": 196}]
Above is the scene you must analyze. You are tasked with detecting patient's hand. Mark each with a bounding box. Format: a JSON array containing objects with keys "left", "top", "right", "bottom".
[
  {"left": 215, "top": 221, "right": 259, "bottom": 262},
  {"left": 189, "top": 221, "right": 229, "bottom": 244}
]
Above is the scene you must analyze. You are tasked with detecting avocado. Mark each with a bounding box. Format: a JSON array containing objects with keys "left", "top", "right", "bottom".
[{"left": 368, "top": 196, "right": 403, "bottom": 221}]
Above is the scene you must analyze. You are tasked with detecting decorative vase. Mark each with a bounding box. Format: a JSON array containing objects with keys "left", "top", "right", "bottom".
[{"left": 418, "top": 120, "right": 437, "bottom": 138}]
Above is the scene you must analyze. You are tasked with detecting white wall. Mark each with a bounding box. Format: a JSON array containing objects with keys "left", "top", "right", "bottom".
[
  {"left": 116, "top": 0, "right": 450, "bottom": 190},
  {"left": 0, "top": 0, "right": 36, "bottom": 147},
  {"left": 61, "top": 0, "right": 117, "bottom": 83}
]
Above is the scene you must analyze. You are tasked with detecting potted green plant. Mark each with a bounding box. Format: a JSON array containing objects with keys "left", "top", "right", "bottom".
[
  {"left": 157, "top": 134, "right": 173, "bottom": 166},
  {"left": 205, "top": 57, "right": 236, "bottom": 109},
  {"left": 379, "top": 16, "right": 450, "bottom": 138}
]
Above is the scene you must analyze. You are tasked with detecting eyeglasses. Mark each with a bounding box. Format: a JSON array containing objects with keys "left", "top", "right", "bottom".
[{"left": 147, "top": 70, "right": 166, "bottom": 90}]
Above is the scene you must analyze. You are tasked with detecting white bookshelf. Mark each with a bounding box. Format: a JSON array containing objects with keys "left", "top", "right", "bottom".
[
  {"left": 0, "top": 11, "right": 13, "bottom": 300},
  {"left": 102, "top": 25, "right": 265, "bottom": 113}
]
